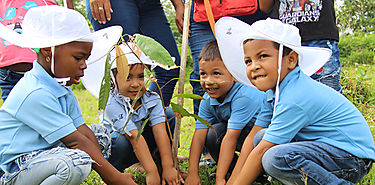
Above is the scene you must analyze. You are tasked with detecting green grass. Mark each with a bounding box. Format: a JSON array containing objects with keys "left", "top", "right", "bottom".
[{"left": 0, "top": 65, "right": 374, "bottom": 184}]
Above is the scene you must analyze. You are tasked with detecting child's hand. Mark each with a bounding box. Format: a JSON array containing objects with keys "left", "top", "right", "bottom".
[
  {"left": 146, "top": 171, "right": 161, "bottom": 185},
  {"left": 184, "top": 173, "right": 201, "bottom": 185},
  {"left": 111, "top": 172, "right": 136, "bottom": 185},
  {"left": 162, "top": 167, "right": 181, "bottom": 185}
]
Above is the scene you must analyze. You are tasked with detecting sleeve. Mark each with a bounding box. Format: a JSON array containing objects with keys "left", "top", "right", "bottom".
[
  {"left": 195, "top": 97, "right": 216, "bottom": 129},
  {"left": 102, "top": 98, "right": 135, "bottom": 134},
  {"left": 15, "top": 89, "right": 77, "bottom": 144},
  {"left": 262, "top": 103, "right": 310, "bottom": 144},
  {"left": 68, "top": 95, "right": 85, "bottom": 128},
  {"left": 227, "top": 95, "right": 262, "bottom": 130},
  {"left": 148, "top": 97, "right": 166, "bottom": 127},
  {"left": 254, "top": 98, "right": 274, "bottom": 128}
]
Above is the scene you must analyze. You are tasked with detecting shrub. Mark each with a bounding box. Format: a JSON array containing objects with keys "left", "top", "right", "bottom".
[{"left": 339, "top": 33, "right": 375, "bottom": 66}]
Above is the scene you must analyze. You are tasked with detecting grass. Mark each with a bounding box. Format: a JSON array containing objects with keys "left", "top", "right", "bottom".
[{"left": 0, "top": 65, "right": 374, "bottom": 184}]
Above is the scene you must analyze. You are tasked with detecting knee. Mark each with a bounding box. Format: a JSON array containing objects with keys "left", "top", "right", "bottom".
[
  {"left": 254, "top": 129, "right": 266, "bottom": 147},
  {"left": 262, "top": 145, "right": 290, "bottom": 176},
  {"left": 55, "top": 150, "right": 92, "bottom": 184}
]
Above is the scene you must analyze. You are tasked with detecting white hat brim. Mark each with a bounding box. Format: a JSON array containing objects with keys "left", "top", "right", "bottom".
[{"left": 215, "top": 17, "right": 331, "bottom": 87}]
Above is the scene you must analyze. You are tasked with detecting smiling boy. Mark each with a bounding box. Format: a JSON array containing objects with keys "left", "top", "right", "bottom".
[
  {"left": 185, "top": 40, "right": 264, "bottom": 185},
  {"left": 216, "top": 17, "right": 375, "bottom": 185}
]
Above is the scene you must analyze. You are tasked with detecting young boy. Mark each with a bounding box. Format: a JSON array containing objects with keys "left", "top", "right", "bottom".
[
  {"left": 0, "top": 6, "right": 136, "bottom": 185},
  {"left": 215, "top": 17, "right": 375, "bottom": 184},
  {"left": 185, "top": 40, "right": 264, "bottom": 185}
]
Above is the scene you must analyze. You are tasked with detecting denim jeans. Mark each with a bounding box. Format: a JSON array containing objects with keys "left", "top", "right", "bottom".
[
  {"left": 302, "top": 40, "right": 342, "bottom": 92},
  {"left": 188, "top": 4, "right": 269, "bottom": 115},
  {"left": 108, "top": 107, "right": 176, "bottom": 171},
  {"left": 0, "top": 68, "right": 24, "bottom": 101},
  {"left": 0, "top": 124, "right": 111, "bottom": 185},
  {"left": 254, "top": 129, "right": 372, "bottom": 185},
  {"left": 86, "top": 0, "right": 180, "bottom": 106},
  {"left": 205, "top": 119, "right": 255, "bottom": 172}
]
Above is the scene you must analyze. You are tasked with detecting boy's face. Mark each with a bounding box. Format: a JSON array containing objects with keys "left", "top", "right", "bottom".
[
  {"left": 244, "top": 39, "right": 296, "bottom": 92},
  {"left": 199, "top": 58, "right": 235, "bottom": 102},
  {"left": 116, "top": 64, "right": 146, "bottom": 101},
  {"left": 54, "top": 41, "right": 92, "bottom": 86}
]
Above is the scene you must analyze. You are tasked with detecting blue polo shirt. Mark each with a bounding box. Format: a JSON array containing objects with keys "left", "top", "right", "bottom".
[
  {"left": 196, "top": 82, "right": 264, "bottom": 130},
  {"left": 0, "top": 61, "right": 85, "bottom": 172},
  {"left": 255, "top": 66, "right": 375, "bottom": 160},
  {"left": 102, "top": 90, "right": 166, "bottom": 134}
]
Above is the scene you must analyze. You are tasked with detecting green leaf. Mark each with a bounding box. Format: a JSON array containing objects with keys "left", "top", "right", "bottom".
[
  {"left": 98, "top": 53, "right": 112, "bottom": 110},
  {"left": 134, "top": 34, "right": 176, "bottom": 67},
  {"left": 170, "top": 102, "right": 191, "bottom": 117},
  {"left": 172, "top": 93, "right": 205, "bottom": 100},
  {"left": 136, "top": 117, "right": 152, "bottom": 142},
  {"left": 190, "top": 114, "right": 216, "bottom": 134}
]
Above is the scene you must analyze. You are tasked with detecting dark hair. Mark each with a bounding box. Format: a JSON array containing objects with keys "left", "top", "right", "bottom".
[
  {"left": 198, "top": 40, "right": 222, "bottom": 61},
  {"left": 243, "top": 39, "right": 293, "bottom": 57}
]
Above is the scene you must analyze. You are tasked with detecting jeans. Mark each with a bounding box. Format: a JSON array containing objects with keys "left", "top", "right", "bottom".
[
  {"left": 302, "top": 40, "right": 342, "bottom": 92},
  {"left": 0, "top": 124, "right": 111, "bottom": 185},
  {"left": 188, "top": 4, "right": 269, "bottom": 114},
  {"left": 254, "top": 129, "right": 372, "bottom": 185},
  {"left": 108, "top": 107, "right": 176, "bottom": 171},
  {"left": 86, "top": 0, "right": 180, "bottom": 106},
  {"left": 0, "top": 68, "right": 24, "bottom": 101},
  {"left": 205, "top": 119, "right": 255, "bottom": 172}
]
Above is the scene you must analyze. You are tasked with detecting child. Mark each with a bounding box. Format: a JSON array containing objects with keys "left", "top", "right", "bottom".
[
  {"left": 215, "top": 17, "right": 375, "bottom": 184},
  {"left": 83, "top": 43, "right": 181, "bottom": 185},
  {"left": 0, "top": 6, "right": 136, "bottom": 185},
  {"left": 185, "top": 40, "right": 264, "bottom": 185}
]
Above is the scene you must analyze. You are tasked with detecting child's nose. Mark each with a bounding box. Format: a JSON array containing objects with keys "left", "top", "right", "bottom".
[{"left": 81, "top": 60, "right": 87, "bottom": 70}]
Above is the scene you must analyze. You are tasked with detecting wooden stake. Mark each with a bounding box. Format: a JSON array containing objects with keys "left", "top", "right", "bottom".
[{"left": 173, "top": 0, "right": 192, "bottom": 166}]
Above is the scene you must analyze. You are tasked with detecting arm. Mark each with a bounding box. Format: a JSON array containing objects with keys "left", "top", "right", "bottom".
[
  {"left": 88, "top": 0, "right": 112, "bottom": 24},
  {"left": 215, "top": 129, "right": 242, "bottom": 185},
  {"left": 66, "top": 0, "right": 74, "bottom": 9},
  {"left": 232, "top": 140, "right": 276, "bottom": 185},
  {"left": 126, "top": 129, "right": 160, "bottom": 185},
  {"left": 152, "top": 122, "right": 180, "bottom": 185},
  {"left": 259, "top": 0, "right": 275, "bottom": 14},
  {"left": 60, "top": 126, "right": 136, "bottom": 185},
  {"left": 76, "top": 124, "right": 101, "bottom": 151},
  {"left": 227, "top": 125, "right": 264, "bottom": 184},
  {"left": 170, "top": 0, "right": 186, "bottom": 34},
  {"left": 185, "top": 128, "right": 208, "bottom": 185}
]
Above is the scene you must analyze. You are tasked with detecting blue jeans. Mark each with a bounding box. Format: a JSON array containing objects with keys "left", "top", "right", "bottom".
[
  {"left": 188, "top": 4, "right": 269, "bottom": 114},
  {"left": 0, "top": 68, "right": 24, "bottom": 101},
  {"left": 0, "top": 124, "right": 111, "bottom": 185},
  {"left": 205, "top": 119, "right": 255, "bottom": 172},
  {"left": 108, "top": 107, "right": 176, "bottom": 171},
  {"left": 302, "top": 40, "right": 342, "bottom": 92},
  {"left": 86, "top": 0, "right": 180, "bottom": 106},
  {"left": 254, "top": 129, "right": 372, "bottom": 185}
]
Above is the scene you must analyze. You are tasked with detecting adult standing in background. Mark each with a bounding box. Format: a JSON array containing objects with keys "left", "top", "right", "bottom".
[
  {"left": 184, "top": 0, "right": 274, "bottom": 115},
  {"left": 272, "top": 0, "right": 342, "bottom": 92},
  {"left": 86, "top": 0, "right": 184, "bottom": 106}
]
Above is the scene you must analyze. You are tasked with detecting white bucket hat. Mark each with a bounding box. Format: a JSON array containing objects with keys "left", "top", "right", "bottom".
[
  {"left": 0, "top": 5, "right": 122, "bottom": 84},
  {"left": 81, "top": 42, "right": 157, "bottom": 98},
  {"left": 215, "top": 17, "right": 331, "bottom": 88}
]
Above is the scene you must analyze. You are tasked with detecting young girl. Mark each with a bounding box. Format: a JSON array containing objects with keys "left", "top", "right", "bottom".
[
  {"left": 83, "top": 43, "right": 181, "bottom": 185},
  {"left": 0, "top": 6, "right": 136, "bottom": 185}
]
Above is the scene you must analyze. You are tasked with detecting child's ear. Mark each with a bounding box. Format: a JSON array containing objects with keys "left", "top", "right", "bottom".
[
  {"left": 40, "top": 47, "right": 52, "bottom": 59},
  {"left": 286, "top": 51, "right": 298, "bottom": 70}
]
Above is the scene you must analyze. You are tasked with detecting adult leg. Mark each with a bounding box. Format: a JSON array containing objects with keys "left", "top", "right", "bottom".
[
  {"left": 139, "top": 0, "right": 180, "bottom": 106},
  {"left": 188, "top": 3, "right": 215, "bottom": 115},
  {"left": 303, "top": 40, "right": 342, "bottom": 92},
  {"left": 0, "top": 68, "right": 24, "bottom": 101},
  {"left": 0, "top": 148, "right": 92, "bottom": 185},
  {"left": 262, "top": 141, "right": 370, "bottom": 185}
]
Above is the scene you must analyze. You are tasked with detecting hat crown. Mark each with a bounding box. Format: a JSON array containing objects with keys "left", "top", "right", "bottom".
[
  {"left": 22, "top": 5, "right": 90, "bottom": 45},
  {"left": 252, "top": 18, "right": 301, "bottom": 47}
]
